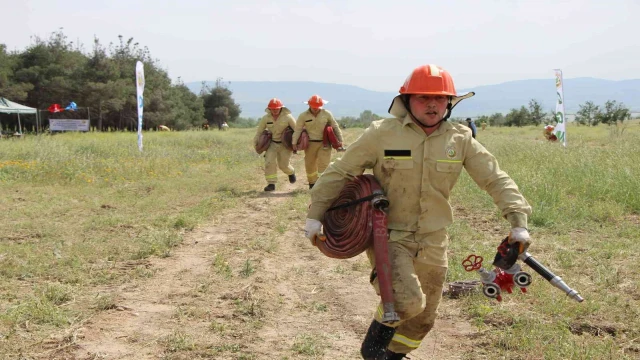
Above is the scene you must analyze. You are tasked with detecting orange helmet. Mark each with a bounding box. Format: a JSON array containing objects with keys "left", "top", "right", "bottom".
[
  {"left": 304, "top": 95, "right": 327, "bottom": 109},
  {"left": 267, "top": 98, "right": 284, "bottom": 109},
  {"left": 399, "top": 64, "right": 457, "bottom": 96}
]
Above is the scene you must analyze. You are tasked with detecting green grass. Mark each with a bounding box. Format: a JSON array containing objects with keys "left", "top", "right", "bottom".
[
  {"left": 447, "top": 122, "right": 640, "bottom": 359},
  {"left": 0, "top": 129, "right": 266, "bottom": 354},
  {"left": 291, "top": 334, "right": 325, "bottom": 356},
  {"left": 1, "top": 124, "right": 639, "bottom": 359},
  {"left": 239, "top": 259, "right": 255, "bottom": 278}
]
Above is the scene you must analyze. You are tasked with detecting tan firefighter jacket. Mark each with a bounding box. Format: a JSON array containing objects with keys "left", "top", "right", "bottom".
[
  {"left": 307, "top": 106, "right": 531, "bottom": 234},
  {"left": 253, "top": 107, "right": 296, "bottom": 144},
  {"left": 292, "top": 108, "right": 344, "bottom": 145}
]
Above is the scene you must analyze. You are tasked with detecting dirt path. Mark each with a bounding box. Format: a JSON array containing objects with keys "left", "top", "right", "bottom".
[{"left": 72, "top": 176, "right": 480, "bottom": 360}]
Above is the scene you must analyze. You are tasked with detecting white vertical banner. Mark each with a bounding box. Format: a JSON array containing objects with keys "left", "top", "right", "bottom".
[
  {"left": 136, "top": 61, "right": 145, "bottom": 152},
  {"left": 553, "top": 69, "right": 567, "bottom": 147}
]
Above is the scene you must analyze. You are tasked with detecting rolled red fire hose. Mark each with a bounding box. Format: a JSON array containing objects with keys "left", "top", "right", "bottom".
[
  {"left": 297, "top": 129, "right": 309, "bottom": 150},
  {"left": 282, "top": 126, "right": 294, "bottom": 151},
  {"left": 255, "top": 130, "right": 271, "bottom": 154},
  {"left": 323, "top": 124, "right": 342, "bottom": 149},
  {"left": 319, "top": 174, "right": 399, "bottom": 324}
]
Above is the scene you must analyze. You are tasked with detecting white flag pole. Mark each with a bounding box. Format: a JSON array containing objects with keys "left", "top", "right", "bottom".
[
  {"left": 553, "top": 69, "right": 567, "bottom": 147},
  {"left": 136, "top": 61, "right": 145, "bottom": 152}
]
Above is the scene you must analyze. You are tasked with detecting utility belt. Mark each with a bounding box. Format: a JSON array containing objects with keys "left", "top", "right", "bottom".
[
  {"left": 271, "top": 140, "right": 282, "bottom": 144},
  {"left": 310, "top": 139, "right": 323, "bottom": 142}
]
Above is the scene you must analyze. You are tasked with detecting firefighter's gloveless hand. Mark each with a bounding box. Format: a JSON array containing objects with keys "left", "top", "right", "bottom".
[
  {"left": 304, "top": 219, "right": 323, "bottom": 246},
  {"left": 508, "top": 227, "right": 531, "bottom": 254}
]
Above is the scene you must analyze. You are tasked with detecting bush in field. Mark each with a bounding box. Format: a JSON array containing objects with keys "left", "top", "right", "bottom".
[
  {"left": 233, "top": 117, "right": 259, "bottom": 128},
  {"left": 596, "top": 100, "right": 631, "bottom": 125},
  {"left": 575, "top": 101, "right": 600, "bottom": 126},
  {"left": 504, "top": 106, "right": 530, "bottom": 127},
  {"left": 338, "top": 110, "right": 383, "bottom": 128},
  {"left": 528, "top": 99, "right": 546, "bottom": 126},
  {"left": 575, "top": 100, "right": 631, "bottom": 127}
]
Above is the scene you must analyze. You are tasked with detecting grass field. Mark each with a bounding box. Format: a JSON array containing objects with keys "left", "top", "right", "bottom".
[{"left": 1, "top": 122, "right": 639, "bottom": 359}]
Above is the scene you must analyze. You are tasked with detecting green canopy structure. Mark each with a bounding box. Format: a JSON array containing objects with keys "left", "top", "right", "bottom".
[{"left": 0, "top": 97, "right": 39, "bottom": 134}]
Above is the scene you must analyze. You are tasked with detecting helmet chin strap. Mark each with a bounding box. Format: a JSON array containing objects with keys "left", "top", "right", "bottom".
[{"left": 401, "top": 95, "right": 453, "bottom": 129}]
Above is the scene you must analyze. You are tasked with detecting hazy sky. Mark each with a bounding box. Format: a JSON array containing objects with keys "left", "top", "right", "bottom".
[{"left": 2, "top": 0, "right": 638, "bottom": 92}]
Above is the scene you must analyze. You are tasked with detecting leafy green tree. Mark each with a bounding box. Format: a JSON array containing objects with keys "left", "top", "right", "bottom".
[
  {"left": 504, "top": 106, "right": 530, "bottom": 127},
  {"left": 166, "top": 82, "right": 205, "bottom": 130},
  {"left": 358, "top": 110, "right": 382, "bottom": 124},
  {"left": 488, "top": 112, "right": 505, "bottom": 127},
  {"left": 0, "top": 44, "right": 33, "bottom": 101},
  {"left": 575, "top": 101, "right": 600, "bottom": 126},
  {"left": 337, "top": 116, "right": 358, "bottom": 128},
  {"left": 1, "top": 29, "right": 210, "bottom": 132},
  {"left": 476, "top": 115, "right": 489, "bottom": 125},
  {"left": 234, "top": 117, "right": 259, "bottom": 128},
  {"left": 337, "top": 110, "right": 383, "bottom": 128},
  {"left": 14, "top": 30, "right": 87, "bottom": 109},
  {"left": 84, "top": 80, "right": 130, "bottom": 130},
  {"left": 528, "top": 99, "right": 546, "bottom": 126},
  {"left": 596, "top": 100, "right": 630, "bottom": 126},
  {"left": 212, "top": 106, "right": 229, "bottom": 129},
  {"left": 202, "top": 78, "right": 241, "bottom": 128}
]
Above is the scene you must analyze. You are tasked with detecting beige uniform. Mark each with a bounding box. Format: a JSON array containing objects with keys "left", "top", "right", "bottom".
[
  {"left": 308, "top": 105, "right": 531, "bottom": 354},
  {"left": 292, "top": 109, "right": 344, "bottom": 185},
  {"left": 254, "top": 108, "right": 296, "bottom": 184}
]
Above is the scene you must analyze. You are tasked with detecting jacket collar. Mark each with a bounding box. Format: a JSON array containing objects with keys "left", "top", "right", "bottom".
[
  {"left": 264, "top": 107, "right": 292, "bottom": 118},
  {"left": 401, "top": 114, "right": 454, "bottom": 136}
]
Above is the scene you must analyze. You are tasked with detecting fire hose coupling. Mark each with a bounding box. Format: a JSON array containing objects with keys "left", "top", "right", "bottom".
[
  {"left": 504, "top": 263, "right": 533, "bottom": 288},
  {"left": 460, "top": 237, "right": 585, "bottom": 303},
  {"left": 381, "top": 302, "right": 400, "bottom": 324},
  {"left": 462, "top": 254, "right": 531, "bottom": 302},
  {"left": 370, "top": 189, "right": 389, "bottom": 211}
]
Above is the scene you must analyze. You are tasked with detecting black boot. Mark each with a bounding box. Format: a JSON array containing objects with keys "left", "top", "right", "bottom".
[
  {"left": 288, "top": 173, "right": 296, "bottom": 184},
  {"left": 264, "top": 184, "right": 275, "bottom": 192},
  {"left": 360, "top": 320, "right": 395, "bottom": 360},
  {"left": 309, "top": 183, "right": 314, "bottom": 189},
  {"left": 382, "top": 350, "right": 410, "bottom": 359}
]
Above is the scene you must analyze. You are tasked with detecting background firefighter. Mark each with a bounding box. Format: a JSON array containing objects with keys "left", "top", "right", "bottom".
[
  {"left": 465, "top": 117, "right": 477, "bottom": 138},
  {"left": 543, "top": 124, "right": 558, "bottom": 142},
  {"left": 253, "top": 98, "right": 297, "bottom": 192},
  {"left": 292, "top": 95, "right": 344, "bottom": 189},
  {"left": 304, "top": 64, "right": 532, "bottom": 359}
]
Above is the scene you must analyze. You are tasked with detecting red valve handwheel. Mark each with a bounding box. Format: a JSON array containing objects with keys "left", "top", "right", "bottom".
[{"left": 462, "top": 254, "right": 483, "bottom": 272}]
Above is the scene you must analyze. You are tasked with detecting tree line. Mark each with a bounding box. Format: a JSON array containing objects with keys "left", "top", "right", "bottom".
[
  {"left": 0, "top": 30, "right": 240, "bottom": 132},
  {"left": 470, "top": 99, "right": 632, "bottom": 127},
  {"left": 338, "top": 98, "right": 633, "bottom": 129},
  {"left": 2, "top": 30, "right": 632, "bottom": 132}
]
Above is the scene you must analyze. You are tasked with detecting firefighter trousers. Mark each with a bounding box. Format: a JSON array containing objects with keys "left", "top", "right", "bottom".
[
  {"left": 264, "top": 142, "right": 294, "bottom": 184},
  {"left": 366, "top": 229, "right": 449, "bottom": 355},
  {"left": 304, "top": 141, "right": 332, "bottom": 185}
]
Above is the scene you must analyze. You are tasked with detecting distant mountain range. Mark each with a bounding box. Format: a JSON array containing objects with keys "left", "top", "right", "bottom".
[{"left": 185, "top": 78, "right": 640, "bottom": 119}]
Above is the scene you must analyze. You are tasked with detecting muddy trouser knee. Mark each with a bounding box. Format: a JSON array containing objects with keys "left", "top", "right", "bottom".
[
  {"left": 264, "top": 143, "right": 279, "bottom": 184},
  {"left": 366, "top": 229, "right": 448, "bottom": 355},
  {"left": 276, "top": 143, "right": 294, "bottom": 176},
  {"left": 304, "top": 141, "right": 323, "bottom": 184}
]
